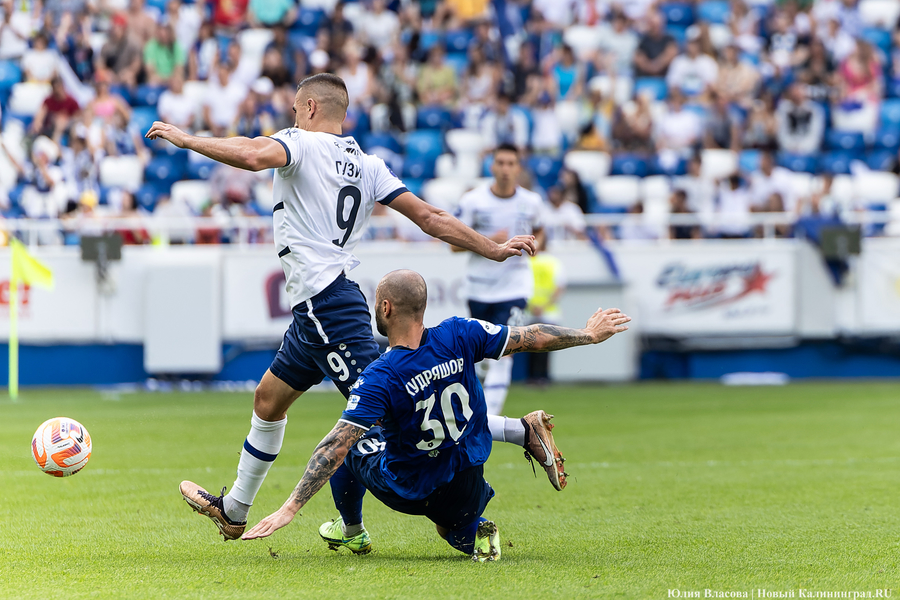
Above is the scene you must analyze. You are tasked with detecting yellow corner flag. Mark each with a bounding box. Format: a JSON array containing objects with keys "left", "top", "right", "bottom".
[{"left": 9, "top": 238, "right": 54, "bottom": 400}]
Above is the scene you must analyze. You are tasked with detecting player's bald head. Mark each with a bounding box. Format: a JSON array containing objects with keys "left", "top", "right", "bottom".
[
  {"left": 296, "top": 73, "right": 349, "bottom": 121},
  {"left": 376, "top": 270, "right": 428, "bottom": 318}
]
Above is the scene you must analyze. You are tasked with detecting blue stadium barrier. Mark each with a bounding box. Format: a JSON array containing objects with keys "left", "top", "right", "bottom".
[
  {"left": 777, "top": 152, "right": 818, "bottom": 173},
  {"left": 881, "top": 98, "right": 900, "bottom": 126},
  {"left": 361, "top": 132, "right": 402, "bottom": 154},
  {"left": 445, "top": 29, "right": 474, "bottom": 54},
  {"left": 818, "top": 151, "right": 853, "bottom": 175},
  {"left": 404, "top": 130, "right": 444, "bottom": 160},
  {"left": 861, "top": 27, "right": 892, "bottom": 56},
  {"left": 865, "top": 149, "right": 895, "bottom": 171},
  {"left": 145, "top": 155, "right": 187, "bottom": 184},
  {"left": 611, "top": 153, "right": 649, "bottom": 177},
  {"left": 293, "top": 7, "right": 326, "bottom": 36},
  {"left": 133, "top": 84, "right": 165, "bottom": 107},
  {"left": 634, "top": 77, "right": 668, "bottom": 101},
  {"left": 696, "top": 0, "right": 730, "bottom": 23},
  {"left": 130, "top": 106, "right": 159, "bottom": 135},
  {"left": 660, "top": 2, "right": 694, "bottom": 27},
  {"left": 825, "top": 130, "right": 865, "bottom": 152},
  {"left": 416, "top": 106, "right": 454, "bottom": 130},
  {"left": 739, "top": 149, "right": 761, "bottom": 173},
  {"left": 402, "top": 154, "right": 437, "bottom": 179},
  {"left": 874, "top": 125, "right": 900, "bottom": 150},
  {"left": 527, "top": 156, "right": 563, "bottom": 189}
]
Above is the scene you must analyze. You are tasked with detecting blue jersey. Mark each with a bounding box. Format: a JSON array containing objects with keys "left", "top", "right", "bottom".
[{"left": 340, "top": 317, "right": 510, "bottom": 500}]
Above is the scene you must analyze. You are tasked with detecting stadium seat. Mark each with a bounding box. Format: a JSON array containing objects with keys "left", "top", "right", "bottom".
[
  {"left": 293, "top": 7, "right": 325, "bottom": 36},
  {"left": 445, "top": 129, "right": 488, "bottom": 154},
  {"left": 610, "top": 153, "right": 649, "bottom": 177},
  {"left": 660, "top": 2, "right": 695, "bottom": 27},
  {"left": 0, "top": 60, "right": 21, "bottom": 91},
  {"left": 361, "top": 131, "right": 402, "bottom": 154},
  {"left": 854, "top": 171, "right": 900, "bottom": 203},
  {"left": 881, "top": 98, "right": 900, "bottom": 126},
  {"left": 403, "top": 177, "right": 425, "bottom": 197},
  {"left": 696, "top": 0, "right": 730, "bottom": 23},
  {"left": 421, "top": 177, "right": 468, "bottom": 211},
  {"left": 595, "top": 176, "right": 641, "bottom": 209},
  {"left": 130, "top": 106, "right": 160, "bottom": 135},
  {"left": 650, "top": 155, "right": 688, "bottom": 176},
  {"left": 171, "top": 179, "right": 213, "bottom": 215},
  {"left": 444, "top": 29, "right": 474, "bottom": 54},
  {"left": 777, "top": 152, "right": 818, "bottom": 173},
  {"left": 563, "top": 150, "right": 611, "bottom": 185},
  {"left": 135, "top": 181, "right": 168, "bottom": 211},
  {"left": 133, "top": 84, "right": 165, "bottom": 107},
  {"left": 830, "top": 175, "right": 855, "bottom": 211},
  {"left": 416, "top": 106, "right": 454, "bottom": 130},
  {"left": 145, "top": 155, "right": 187, "bottom": 185},
  {"left": 588, "top": 74, "right": 633, "bottom": 105},
  {"left": 874, "top": 125, "right": 900, "bottom": 150},
  {"left": 860, "top": 27, "right": 892, "bottom": 55},
  {"left": 527, "top": 156, "right": 563, "bottom": 189},
  {"left": 8, "top": 82, "right": 50, "bottom": 117},
  {"left": 419, "top": 30, "right": 443, "bottom": 53},
  {"left": 187, "top": 159, "right": 216, "bottom": 180},
  {"left": 788, "top": 172, "right": 815, "bottom": 198},
  {"left": 865, "top": 149, "right": 895, "bottom": 171},
  {"left": 444, "top": 52, "right": 469, "bottom": 76},
  {"left": 819, "top": 152, "right": 853, "bottom": 175},
  {"left": 886, "top": 198, "right": 900, "bottom": 236},
  {"left": 239, "top": 28, "right": 274, "bottom": 65},
  {"left": 708, "top": 23, "right": 734, "bottom": 49},
  {"left": 701, "top": 149, "right": 738, "bottom": 179},
  {"left": 99, "top": 155, "right": 144, "bottom": 190},
  {"left": 640, "top": 175, "right": 671, "bottom": 201},
  {"left": 402, "top": 154, "right": 437, "bottom": 179},
  {"left": 666, "top": 25, "right": 688, "bottom": 48},
  {"left": 634, "top": 77, "right": 668, "bottom": 101},
  {"left": 404, "top": 130, "right": 444, "bottom": 160},
  {"left": 859, "top": 0, "right": 900, "bottom": 28},
  {"left": 435, "top": 154, "right": 456, "bottom": 178},
  {"left": 481, "top": 153, "right": 494, "bottom": 177},
  {"left": 826, "top": 130, "right": 865, "bottom": 152},
  {"left": 739, "top": 149, "right": 761, "bottom": 173},
  {"left": 563, "top": 26, "right": 605, "bottom": 57}
]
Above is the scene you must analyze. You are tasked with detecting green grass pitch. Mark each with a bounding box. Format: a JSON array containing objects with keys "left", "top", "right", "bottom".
[{"left": 1, "top": 382, "right": 898, "bottom": 599}]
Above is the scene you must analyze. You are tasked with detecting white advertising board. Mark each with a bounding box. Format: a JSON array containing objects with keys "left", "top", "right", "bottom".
[{"left": 857, "top": 238, "right": 900, "bottom": 332}]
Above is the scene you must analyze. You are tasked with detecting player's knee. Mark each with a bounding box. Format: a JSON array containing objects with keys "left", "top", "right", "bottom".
[{"left": 253, "top": 383, "right": 280, "bottom": 420}]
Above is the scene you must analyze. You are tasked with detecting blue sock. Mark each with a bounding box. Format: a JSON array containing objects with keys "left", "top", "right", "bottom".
[
  {"left": 329, "top": 464, "right": 365, "bottom": 526},
  {"left": 445, "top": 517, "right": 488, "bottom": 555}
]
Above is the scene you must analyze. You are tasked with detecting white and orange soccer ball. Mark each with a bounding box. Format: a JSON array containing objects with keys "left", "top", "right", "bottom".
[{"left": 31, "top": 417, "right": 92, "bottom": 477}]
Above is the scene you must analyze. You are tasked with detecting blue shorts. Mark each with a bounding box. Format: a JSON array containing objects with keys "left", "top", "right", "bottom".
[
  {"left": 269, "top": 274, "right": 380, "bottom": 399},
  {"left": 468, "top": 298, "right": 527, "bottom": 328},
  {"left": 344, "top": 427, "right": 495, "bottom": 531}
]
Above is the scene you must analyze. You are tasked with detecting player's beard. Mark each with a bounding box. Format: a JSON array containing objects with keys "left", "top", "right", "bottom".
[{"left": 375, "top": 303, "right": 387, "bottom": 336}]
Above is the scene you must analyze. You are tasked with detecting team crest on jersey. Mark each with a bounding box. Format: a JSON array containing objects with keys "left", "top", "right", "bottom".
[
  {"left": 469, "top": 319, "right": 502, "bottom": 335},
  {"left": 347, "top": 394, "right": 360, "bottom": 410}
]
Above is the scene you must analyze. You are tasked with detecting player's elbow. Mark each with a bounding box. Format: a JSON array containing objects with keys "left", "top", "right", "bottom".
[
  {"left": 243, "top": 151, "right": 267, "bottom": 172},
  {"left": 416, "top": 209, "right": 450, "bottom": 238}
]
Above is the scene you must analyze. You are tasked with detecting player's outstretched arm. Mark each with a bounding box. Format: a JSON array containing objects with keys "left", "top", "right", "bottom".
[
  {"left": 144, "top": 122, "right": 287, "bottom": 171},
  {"left": 389, "top": 192, "right": 537, "bottom": 262},
  {"left": 241, "top": 421, "right": 366, "bottom": 540},
  {"left": 502, "top": 308, "right": 631, "bottom": 356}
]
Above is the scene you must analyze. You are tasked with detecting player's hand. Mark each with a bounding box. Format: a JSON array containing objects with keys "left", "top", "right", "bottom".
[
  {"left": 241, "top": 508, "right": 296, "bottom": 540},
  {"left": 585, "top": 307, "right": 631, "bottom": 344},
  {"left": 493, "top": 235, "right": 537, "bottom": 262},
  {"left": 144, "top": 121, "right": 188, "bottom": 148}
]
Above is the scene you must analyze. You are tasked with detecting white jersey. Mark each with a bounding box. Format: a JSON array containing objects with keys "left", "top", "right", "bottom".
[
  {"left": 270, "top": 128, "right": 407, "bottom": 307},
  {"left": 455, "top": 183, "right": 544, "bottom": 303}
]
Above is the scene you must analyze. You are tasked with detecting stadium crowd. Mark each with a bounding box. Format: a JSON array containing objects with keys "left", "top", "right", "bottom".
[{"left": 1, "top": 0, "right": 900, "bottom": 245}]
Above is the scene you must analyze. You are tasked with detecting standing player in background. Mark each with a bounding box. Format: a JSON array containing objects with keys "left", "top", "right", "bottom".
[
  {"left": 145, "top": 74, "right": 560, "bottom": 542},
  {"left": 453, "top": 144, "right": 545, "bottom": 416},
  {"left": 241, "top": 270, "right": 632, "bottom": 560}
]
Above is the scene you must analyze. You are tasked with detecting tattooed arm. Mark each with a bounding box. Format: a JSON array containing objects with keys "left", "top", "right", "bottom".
[
  {"left": 241, "top": 421, "right": 366, "bottom": 540},
  {"left": 502, "top": 307, "right": 631, "bottom": 357}
]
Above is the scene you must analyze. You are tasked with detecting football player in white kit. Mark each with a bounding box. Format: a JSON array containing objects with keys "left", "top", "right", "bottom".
[
  {"left": 145, "top": 74, "right": 567, "bottom": 543},
  {"left": 453, "top": 143, "right": 545, "bottom": 416}
]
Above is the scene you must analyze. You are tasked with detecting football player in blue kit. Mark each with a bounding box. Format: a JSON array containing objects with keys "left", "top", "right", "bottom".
[{"left": 242, "top": 269, "right": 631, "bottom": 561}]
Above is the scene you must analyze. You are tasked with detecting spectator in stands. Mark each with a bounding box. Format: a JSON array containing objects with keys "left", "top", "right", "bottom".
[
  {"left": 667, "top": 37, "right": 719, "bottom": 99},
  {"left": 766, "top": 9, "right": 808, "bottom": 71},
  {"left": 0, "top": 0, "right": 31, "bottom": 61},
  {"left": 559, "top": 168, "right": 591, "bottom": 214},
  {"left": 260, "top": 46, "right": 292, "bottom": 90},
  {"left": 359, "top": 0, "right": 400, "bottom": 49},
  {"left": 208, "top": 0, "right": 250, "bottom": 36},
  {"left": 320, "top": 4, "right": 354, "bottom": 61},
  {"left": 715, "top": 43, "right": 760, "bottom": 108},
  {"left": 547, "top": 44, "right": 584, "bottom": 101},
  {"left": 461, "top": 45, "right": 499, "bottom": 110},
  {"left": 776, "top": 83, "right": 825, "bottom": 154},
  {"left": 98, "top": 13, "right": 142, "bottom": 88},
  {"left": 543, "top": 185, "right": 587, "bottom": 241},
  {"left": 675, "top": 154, "right": 715, "bottom": 216},
  {"left": 209, "top": 162, "right": 257, "bottom": 207},
  {"left": 166, "top": 0, "right": 202, "bottom": 52},
  {"left": 617, "top": 202, "right": 661, "bottom": 241},
  {"left": 416, "top": 45, "right": 459, "bottom": 107},
  {"left": 372, "top": 42, "right": 418, "bottom": 133},
  {"left": 470, "top": 19, "right": 503, "bottom": 64},
  {"left": 158, "top": 69, "right": 197, "bottom": 131},
  {"left": 820, "top": 15, "right": 856, "bottom": 63},
  {"left": 837, "top": 0, "right": 862, "bottom": 39},
  {"left": 576, "top": 85, "right": 614, "bottom": 151},
  {"left": 188, "top": 20, "right": 218, "bottom": 81},
  {"left": 832, "top": 39, "right": 882, "bottom": 135},
  {"left": 30, "top": 77, "right": 80, "bottom": 144},
  {"left": 742, "top": 92, "right": 779, "bottom": 150},
  {"left": 104, "top": 110, "right": 149, "bottom": 164},
  {"left": 748, "top": 150, "right": 796, "bottom": 212},
  {"left": 86, "top": 76, "right": 131, "bottom": 127},
  {"left": 21, "top": 137, "right": 66, "bottom": 221},
  {"left": 530, "top": 89, "right": 563, "bottom": 156},
  {"left": 704, "top": 91, "right": 742, "bottom": 152},
  {"left": 532, "top": 0, "right": 578, "bottom": 30},
  {"left": 55, "top": 13, "right": 94, "bottom": 84},
  {"left": 655, "top": 88, "right": 703, "bottom": 156},
  {"left": 633, "top": 12, "right": 677, "bottom": 78},
  {"left": 337, "top": 41, "right": 375, "bottom": 111},
  {"left": 235, "top": 93, "right": 263, "bottom": 138},
  {"left": 144, "top": 22, "right": 187, "bottom": 87},
  {"left": 125, "top": 0, "right": 159, "bottom": 47},
  {"left": 715, "top": 173, "right": 753, "bottom": 238},
  {"left": 21, "top": 31, "right": 57, "bottom": 83},
  {"left": 62, "top": 126, "right": 99, "bottom": 199},
  {"left": 248, "top": 76, "right": 278, "bottom": 136},
  {"left": 264, "top": 25, "right": 304, "bottom": 84},
  {"left": 203, "top": 62, "right": 248, "bottom": 136},
  {"left": 510, "top": 41, "right": 539, "bottom": 101},
  {"left": 248, "top": 0, "right": 297, "bottom": 27},
  {"left": 480, "top": 92, "right": 529, "bottom": 152},
  {"left": 796, "top": 38, "right": 835, "bottom": 103},
  {"left": 669, "top": 189, "right": 699, "bottom": 239},
  {"left": 115, "top": 190, "right": 150, "bottom": 245},
  {"left": 601, "top": 11, "right": 639, "bottom": 76},
  {"left": 226, "top": 40, "right": 262, "bottom": 88},
  {"left": 612, "top": 90, "right": 654, "bottom": 153}
]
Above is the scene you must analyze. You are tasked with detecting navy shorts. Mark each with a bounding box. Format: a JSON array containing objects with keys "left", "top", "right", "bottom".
[
  {"left": 344, "top": 427, "right": 495, "bottom": 531},
  {"left": 468, "top": 298, "right": 527, "bottom": 328},
  {"left": 269, "top": 274, "right": 380, "bottom": 399}
]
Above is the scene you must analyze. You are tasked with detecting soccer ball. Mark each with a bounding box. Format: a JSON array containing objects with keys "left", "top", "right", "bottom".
[{"left": 31, "top": 417, "right": 92, "bottom": 477}]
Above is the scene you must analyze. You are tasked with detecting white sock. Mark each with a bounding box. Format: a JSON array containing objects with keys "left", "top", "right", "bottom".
[
  {"left": 483, "top": 356, "right": 513, "bottom": 415},
  {"left": 225, "top": 411, "right": 287, "bottom": 521},
  {"left": 342, "top": 520, "right": 365, "bottom": 537},
  {"left": 488, "top": 415, "right": 526, "bottom": 447}
]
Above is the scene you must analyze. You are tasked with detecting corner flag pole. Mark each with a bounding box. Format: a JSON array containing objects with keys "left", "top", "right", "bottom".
[{"left": 8, "top": 245, "right": 17, "bottom": 401}]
